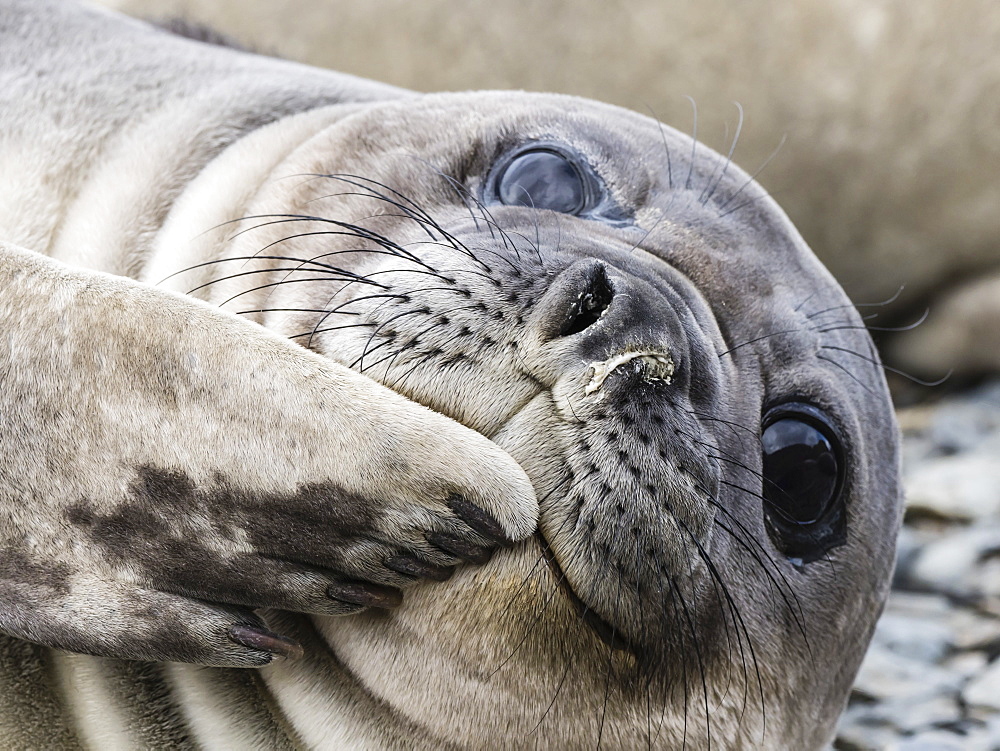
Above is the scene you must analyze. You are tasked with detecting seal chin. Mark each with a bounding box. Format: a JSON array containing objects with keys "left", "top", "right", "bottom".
[{"left": 535, "top": 530, "right": 633, "bottom": 653}]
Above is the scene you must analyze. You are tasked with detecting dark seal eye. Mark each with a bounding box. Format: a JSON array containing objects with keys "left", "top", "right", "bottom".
[
  {"left": 762, "top": 419, "right": 838, "bottom": 525},
  {"left": 496, "top": 149, "right": 586, "bottom": 214},
  {"left": 760, "top": 403, "right": 846, "bottom": 563}
]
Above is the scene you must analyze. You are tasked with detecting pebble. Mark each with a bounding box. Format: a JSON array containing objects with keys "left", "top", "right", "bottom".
[
  {"left": 834, "top": 380, "right": 1000, "bottom": 750},
  {"left": 964, "top": 658, "right": 1000, "bottom": 712},
  {"left": 905, "top": 455, "right": 1000, "bottom": 520}
]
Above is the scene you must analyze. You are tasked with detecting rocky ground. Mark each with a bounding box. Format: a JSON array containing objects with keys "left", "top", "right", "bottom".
[{"left": 834, "top": 380, "right": 1000, "bottom": 750}]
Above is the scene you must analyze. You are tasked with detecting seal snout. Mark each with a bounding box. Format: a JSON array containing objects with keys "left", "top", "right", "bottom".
[{"left": 529, "top": 258, "right": 691, "bottom": 403}]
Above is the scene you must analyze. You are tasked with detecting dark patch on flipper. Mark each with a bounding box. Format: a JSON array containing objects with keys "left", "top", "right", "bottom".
[
  {"left": 0, "top": 547, "right": 71, "bottom": 595},
  {"left": 65, "top": 466, "right": 381, "bottom": 581},
  {"left": 64, "top": 465, "right": 495, "bottom": 618}
]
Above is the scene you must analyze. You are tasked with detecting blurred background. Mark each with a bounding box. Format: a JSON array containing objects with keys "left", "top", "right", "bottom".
[{"left": 92, "top": 1, "right": 1000, "bottom": 747}]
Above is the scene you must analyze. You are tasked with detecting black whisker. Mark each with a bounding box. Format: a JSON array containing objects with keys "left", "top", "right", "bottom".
[
  {"left": 693, "top": 483, "right": 809, "bottom": 645},
  {"left": 303, "top": 292, "right": 409, "bottom": 349},
  {"left": 215, "top": 275, "right": 384, "bottom": 308},
  {"left": 716, "top": 329, "right": 802, "bottom": 358},
  {"left": 404, "top": 156, "right": 531, "bottom": 266},
  {"left": 289, "top": 322, "right": 376, "bottom": 342},
  {"left": 816, "top": 354, "right": 877, "bottom": 395},
  {"left": 310, "top": 172, "right": 482, "bottom": 263},
  {"left": 672, "top": 510, "right": 764, "bottom": 735}
]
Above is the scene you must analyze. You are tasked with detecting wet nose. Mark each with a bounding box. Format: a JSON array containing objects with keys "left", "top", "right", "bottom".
[{"left": 528, "top": 259, "right": 688, "bottom": 391}]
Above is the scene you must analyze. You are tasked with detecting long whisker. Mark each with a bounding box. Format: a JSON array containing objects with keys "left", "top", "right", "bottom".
[
  {"left": 805, "top": 286, "right": 905, "bottom": 320},
  {"left": 813, "top": 308, "right": 929, "bottom": 335},
  {"left": 684, "top": 95, "right": 699, "bottom": 191},
  {"left": 715, "top": 134, "right": 787, "bottom": 214},
  {"left": 716, "top": 329, "right": 802, "bottom": 358},
  {"left": 820, "top": 344, "right": 951, "bottom": 387},
  {"left": 700, "top": 102, "right": 744, "bottom": 206}
]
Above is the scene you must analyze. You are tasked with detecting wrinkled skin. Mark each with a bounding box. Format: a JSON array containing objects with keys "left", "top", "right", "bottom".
[{"left": 0, "top": 1, "right": 902, "bottom": 748}]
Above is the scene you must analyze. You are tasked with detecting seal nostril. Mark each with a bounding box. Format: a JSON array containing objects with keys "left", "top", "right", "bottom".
[{"left": 559, "top": 266, "right": 614, "bottom": 337}]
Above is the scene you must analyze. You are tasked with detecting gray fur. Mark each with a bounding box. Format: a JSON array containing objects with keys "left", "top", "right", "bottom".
[{"left": 0, "top": 1, "right": 900, "bottom": 748}]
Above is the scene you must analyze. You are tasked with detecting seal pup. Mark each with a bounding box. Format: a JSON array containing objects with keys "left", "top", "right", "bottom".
[{"left": 0, "top": 1, "right": 902, "bottom": 748}]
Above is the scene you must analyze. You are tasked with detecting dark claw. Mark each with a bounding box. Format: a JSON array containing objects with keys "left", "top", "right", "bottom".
[
  {"left": 228, "top": 624, "right": 304, "bottom": 660},
  {"left": 385, "top": 554, "right": 454, "bottom": 582},
  {"left": 426, "top": 531, "right": 494, "bottom": 565},
  {"left": 446, "top": 494, "right": 513, "bottom": 545},
  {"left": 327, "top": 581, "right": 403, "bottom": 609}
]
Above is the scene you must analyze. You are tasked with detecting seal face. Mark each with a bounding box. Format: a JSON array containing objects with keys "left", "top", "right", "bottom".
[
  {"left": 164, "top": 94, "right": 901, "bottom": 748},
  {"left": 0, "top": 4, "right": 902, "bottom": 747}
]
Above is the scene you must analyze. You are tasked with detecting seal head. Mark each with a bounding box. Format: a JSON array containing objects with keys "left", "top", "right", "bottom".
[{"left": 180, "top": 92, "right": 901, "bottom": 749}]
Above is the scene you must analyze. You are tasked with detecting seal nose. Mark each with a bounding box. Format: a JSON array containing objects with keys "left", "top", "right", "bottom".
[
  {"left": 528, "top": 258, "right": 688, "bottom": 394},
  {"left": 536, "top": 261, "right": 616, "bottom": 343},
  {"left": 556, "top": 263, "right": 615, "bottom": 339}
]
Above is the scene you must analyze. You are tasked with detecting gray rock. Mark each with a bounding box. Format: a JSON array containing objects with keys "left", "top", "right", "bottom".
[
  {"left": 873, "top": 610, "right": 953, "bottom": 663},
  {"left": 979, "top": 557, "right": 1000, "bottom": 599},
  {"left": 982, "top": 714, "right": 1000, "bottom": 749},
  {"left": 838, "top": 383, "right": 1000, "bottom": 750},
  {"left": 942, "top": 650, "right": 990, "bottom": 678},
  {"left": 904, "top": 456, "right": 1000, "bottom": 521},
  {"left": 963, "top": 657, "right": 1000, "bottom": 711},
  {"left": 909, "top": 526, "right": 1000, "bottom": 595},
  {"left": 946, "top": 609, "right": 1000, "bottom": 652},
  {"left": 882, "top": 591, "right": 953, "bottom": 618},
  {"left": 852, "top": 644, "right": 963, "bottom": 702},
  {"left": 835, "top": 707, "right": 902, "bottom": 751},
  {"left": 868, "top": 692, "right": 964, "bottom": 734},
  {"left": 886, "top": 729, "right": 987, "bottom": 751}
]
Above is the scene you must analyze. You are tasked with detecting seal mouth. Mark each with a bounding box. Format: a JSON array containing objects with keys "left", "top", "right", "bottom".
[{"left": 534, "top": 530, "right": 636, "bottom": 655}]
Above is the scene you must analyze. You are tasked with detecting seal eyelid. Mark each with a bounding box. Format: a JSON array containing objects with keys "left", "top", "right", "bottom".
[
  {"left": 493, "top": 146, "right": 591, "bottom": 215},
  {"left": 759, "top": 401, "right": 847, "bottom": 564},
  {"left": 484, "top": 141, "right": 622, "bottom": 220}
]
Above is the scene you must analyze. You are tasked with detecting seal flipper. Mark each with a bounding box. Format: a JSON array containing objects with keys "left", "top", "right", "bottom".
[
  {"left": 0, "top": 571, "right": 286, "bottom": 667},
  {"left": 0, "top": 243, "right": 536, "bottom": 665}
]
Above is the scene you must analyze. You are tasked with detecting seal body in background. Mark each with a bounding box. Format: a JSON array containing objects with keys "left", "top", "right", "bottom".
[{"left": 0, "top": 1, "right": 902, "bottom": 748}]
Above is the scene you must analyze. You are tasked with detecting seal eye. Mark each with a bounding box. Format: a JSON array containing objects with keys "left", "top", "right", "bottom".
[
  {"left": 496, "top": 149, "right": 586, "bottom": 214},
  {"left": 760, "top": 404, "right": 846, "bottom": 563}
]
